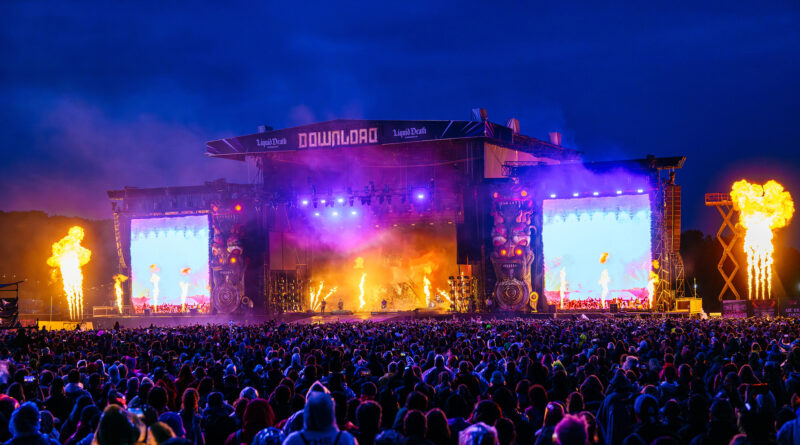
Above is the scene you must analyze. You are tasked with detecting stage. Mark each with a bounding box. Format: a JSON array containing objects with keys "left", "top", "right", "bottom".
[{"left": 74, "top": 307, "right": 693, "bottom": 329}]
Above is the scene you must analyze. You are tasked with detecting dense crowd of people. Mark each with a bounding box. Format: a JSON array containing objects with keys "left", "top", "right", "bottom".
[{"left": 3, "top": 316, "right": 800, "bottom": 445}]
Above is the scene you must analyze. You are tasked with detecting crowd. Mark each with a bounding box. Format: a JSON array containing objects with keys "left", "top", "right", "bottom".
[{"left": 2, "top": 316, "right": 800, "bottom": 445}]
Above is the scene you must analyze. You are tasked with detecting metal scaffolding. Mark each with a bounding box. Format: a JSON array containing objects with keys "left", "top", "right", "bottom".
[{"left": 704, "top": 193, "right": 742, "bottom": 300}]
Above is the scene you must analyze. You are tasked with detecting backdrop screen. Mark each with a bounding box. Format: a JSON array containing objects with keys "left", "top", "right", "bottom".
[
  {"left": 130, "top": 215, "right": 210, "bottom": 313},
  {"left": 542, "top": 194, "right": 652, "bottom": 309}
]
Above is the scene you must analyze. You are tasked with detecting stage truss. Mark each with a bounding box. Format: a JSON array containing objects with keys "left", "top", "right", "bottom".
[
  {"left": 652, "top": 170, "right": 686, "bottom": 311},
  {"left": 705, "top": 193, "right": 742, "bottom": 301}
]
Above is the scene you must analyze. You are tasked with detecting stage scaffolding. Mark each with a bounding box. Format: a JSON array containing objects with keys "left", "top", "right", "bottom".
[
  {"left": 704, "top": 193, "right": 743, "bottom": 301},
  {"left": 653, "top": 170, "right": 686, "bottom": 311}
]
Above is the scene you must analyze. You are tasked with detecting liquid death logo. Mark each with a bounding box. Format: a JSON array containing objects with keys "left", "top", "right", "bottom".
[
  {"left": 256, "top": 137, "right": 288, "bottom": 149},
  {"left": 392, "top": 126, "right": 427, "bottom": 139},
  {"left": 299, "top": 127, "right": 379, "bottom": 149}
]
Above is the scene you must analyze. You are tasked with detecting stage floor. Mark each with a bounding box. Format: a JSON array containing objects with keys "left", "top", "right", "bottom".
[{"left": 23, "top": 308, "right": 693, "bottom": 330}]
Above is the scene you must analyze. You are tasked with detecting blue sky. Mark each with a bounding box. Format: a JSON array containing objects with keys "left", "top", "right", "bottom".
[{"left": 1, "top": 2, "right": 798, "bottom": 244}]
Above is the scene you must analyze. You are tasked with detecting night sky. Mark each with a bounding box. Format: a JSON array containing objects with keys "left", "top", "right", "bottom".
[{"left": 2, "top": 3, "right": 799, "bottom": 245}]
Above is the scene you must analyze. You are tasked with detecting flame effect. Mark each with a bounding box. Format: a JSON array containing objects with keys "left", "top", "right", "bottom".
[
  {"left": 731, "top": 180, "right": 794, "bottom": 300},
  {"left": 559, "top": 268, "right": 567, "bottom": 309},
  {"left": 599, "top": 252, "right": 609, "bottom": 264},
  {"left": 47, "top": 226, "right": 91, "bottom": 320},
  {"left": 437, "top": 288, "right": 452, "bottom": 305},
  {"left": 358, "top": 273, "right": 367, "bottom": 310},
  {"left": 149, "top": 264, "right": 160, "bottom": 310},
  {"left": 310, "top": 280, "right": 325, "bottom": 311},
  {"left": 598, "top": 269, "right": 610, "bottom": 307},
  {"left": 647, "top": 271, "right": 659, "bottom": 309},
  {"left": 423, "top": 276, "right": 432, "bottom": 308},
  {"left": 179, "top": 281, "right": 190, "bottom": 311},
  {"left": 323, "top": 285, "right": 338, "bottom": 306},
  {"left": 113, "top": 274, "right": 128, "bottom": 314}
]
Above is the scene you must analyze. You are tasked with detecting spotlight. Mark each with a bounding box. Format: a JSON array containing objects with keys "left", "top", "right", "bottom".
[
  {"left": 616, "top": 190, "right": 622, "bottom": 195},
  {"left": 320, "top": 199, "right": 327, "bottom": 205},
  {"left": 350, "top": 210, "right": 357, "bottom": 216},
  {"left": 337, "top": 197, "right": 345, "bottom": 204},
  {"left": 234, "top": 204, "right": 242, "bottom": 212},
  {"left": 301, "top": 199, "right": 309, "bottom": 206},
  {"left": 314, "top": 212, "right": 320, "bottom": 217},
  {"left": 592, "top": 192, "right": 599, "bottom": 196},
  {"left": 573, "top": 192, "right": 579, "bottom": 197},
  {"left": 417, "top": 193, "right": 425, "bottom": 200},
  {"left": 637, "top": 189, "right": 644, "bottom": 193},
  {"left": 332, "top": 211, "right": 339, "bottom": 217},
  {"left": 550, "top": 193, "right": 557, "bottom": 198},
  {"left": 520, "top": 190, "right": 528, "bottom": 197}
]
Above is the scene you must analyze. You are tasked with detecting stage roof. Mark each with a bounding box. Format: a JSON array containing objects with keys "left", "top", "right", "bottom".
[{"left": 206, "top": 118, "right": 581, "bottom": 160}]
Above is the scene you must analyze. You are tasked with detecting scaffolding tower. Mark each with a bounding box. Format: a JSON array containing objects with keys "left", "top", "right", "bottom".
[
  {"left": 653, "top": 170, "right": 686, "bottom": 310},
  {"left": 704, "top": 193, "right": 743, "bottom": 300}
]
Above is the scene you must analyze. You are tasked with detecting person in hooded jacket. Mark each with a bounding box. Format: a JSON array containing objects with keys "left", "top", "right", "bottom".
[
  {"left": 596, "top": 372, "right": 637, "bottom": 445},
  {"left": 283, "top": 391, "right": 357, "bottom": 445}
]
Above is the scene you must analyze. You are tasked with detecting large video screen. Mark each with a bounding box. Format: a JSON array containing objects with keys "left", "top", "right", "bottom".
[
  {"left": 543, "top": 194, "right": 652, "bottom": 309},
  {"left": 130, "top": 215, "right": 210, "bottom": 313}
]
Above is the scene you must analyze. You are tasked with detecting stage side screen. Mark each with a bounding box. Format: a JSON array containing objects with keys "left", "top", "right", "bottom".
[
  {"left": 542, "top": 194, "right": 652, "bottom": 309},
  {"left": 130, "top": 215, "right": 211, "bottom": 313}
]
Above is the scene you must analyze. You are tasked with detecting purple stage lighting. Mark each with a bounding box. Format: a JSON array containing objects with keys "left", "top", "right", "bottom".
[{"left": 301, "top": 199, "right": 309, "bottom": 206}]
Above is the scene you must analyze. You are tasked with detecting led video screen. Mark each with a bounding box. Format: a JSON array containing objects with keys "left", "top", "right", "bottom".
[
  {"left": 130, "top": 215, "right": 210, "bottom": 313},
  {"left": 543, "top": 194, "right": 652, "bottom": 309}
]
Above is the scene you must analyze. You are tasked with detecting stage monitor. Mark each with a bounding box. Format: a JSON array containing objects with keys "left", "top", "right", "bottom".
[
  {"left": 542, "top": 194, "right": 652, "bottom": 309},
  {"left": 130, "top": 215, "right": 210, "bottom": 313}
]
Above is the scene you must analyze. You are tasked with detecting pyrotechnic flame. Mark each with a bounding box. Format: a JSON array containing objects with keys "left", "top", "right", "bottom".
[
  {"left": 47, "top": 226, "right": 91, "bottom": 320},
  {"left": 322, "top": 286, "right": 338, "bottom": 304},
  {"left": 150, "top": 271, "right": 160, "bottom": 311},
  {"left": 731, "top": 180, "right": 794, "bottom": 300},
  {"left": 179, "top": 281, "right": 190, "bottom": 311},
  {"left": 423, "top": 276, "right": 432, "bottom": 308},
  {"left": 310, "top": 281, "right": 325, "bottom": 311},
  {"left": 599, "top": 252, "right": 609, "bottom": 264},
  {"left": 437, "top": 288, "right": 452, "bottom": 305},
  {"left": 598, "top": 269, "right": 610, "bottom": 308},
  {"left": 559, "top": 268, "right": 567, "bottom": 309},
  {"left": 358, "top": 273, "right": 367, "bottom": 310},
  {"left": 112, "top": 274, "right": 128, "bottom": 314},
  {"left": 647, "top": 269, "right": 659, "bottom": 309}
]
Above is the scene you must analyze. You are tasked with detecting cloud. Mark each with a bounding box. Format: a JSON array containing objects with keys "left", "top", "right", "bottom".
[{"left": 0, "top": 97, "right": 247, "bottom": 219}]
